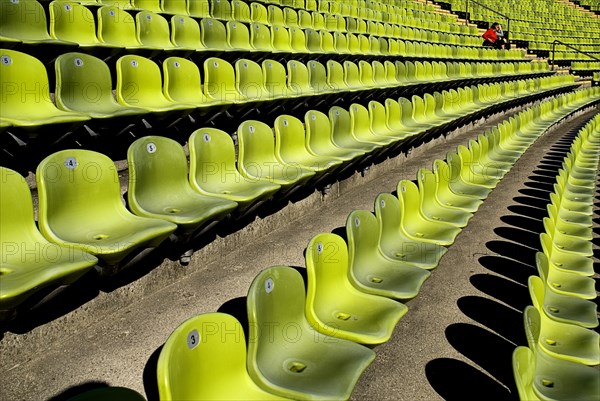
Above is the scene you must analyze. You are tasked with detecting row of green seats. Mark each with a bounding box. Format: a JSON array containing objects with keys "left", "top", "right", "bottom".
[
  {"left": 1, "top": 74, "right": 587, "bottom": 315},
  {"left": 0, "top": 48, "right": 551, "bottom": 129},
  {"left": 513, "top": 113, "right": 600, "bottom": 401},
  {"left": 155, "top": 85, "right": 600, "bottom": 401},
  {"left": 571, "top": 61, "right": 600, "bottom": 71}
]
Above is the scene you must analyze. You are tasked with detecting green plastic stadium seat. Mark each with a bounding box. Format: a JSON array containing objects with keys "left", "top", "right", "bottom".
[
  {"left": 431, "top": 160, "right": 483, "bottom": 213},
  {"left": 246, "top": 266, "right": 376, "bottom": 400},
  {"left": 304, "top": 110, "right": 365, "bottom": 161},
  {"left": 235, "top": 58, "right": 270, "bottom": 102},
  {"left": 162, "top": 0, "right": 188, "bottom": 14},
  {"left": 163, "top": 57, "right": 215, "bottom": 107},
  {"left": 346, "top": 210, "right": 431, "bottom": 299},
  {"left": 65, "top": 387, "right": 146, "bottom": 401},
  {"left": 397, "top": 180, "right": 462, "bottom": 246},
  {"left": 0, "top": 167, "right": 98, "bottom": 314},
  {"left": 417, "top": 168, "right": 473, "bottom": 228},
  {"left": 157, "top": 312, "right": 286, "bottom": 400},
  {"left": 457, "top": 145, "right": 500, "bottom": 189},
  {"left": 305, "top": 233, "right": 408, "bottom": 344},
  {"left": 55, "top": 53, "right": 146, "bottom": 118},
  {"left": 528, "top": 275, "right": 598, "bottom": 329},
  {"left": 36, "top": 150, "right": 177, "bottom": 266},
  {"left": 273, "top": 115, "right": 342, "bottom": 172},
  {"left": 287, "top": 60, "right": 313, "bottom": 97},
  {"left": 116, "top": 55, "right": 194, "bottom": 112},
  {"left": 367, "top": 101, "right": 408, "bottom": 142},
  {"left": 543, "top": 218, "right": 593, "bottom": 257},
  {"left": 204, "top": 57, "right": 243, "bottom": 104},
  {"left": 97, "top": 6, "right": 144, "bottom": 48},
  {"left": 237, "top": 120, "right": 316, "bottom": 187},
  {"left": 540, "top": 230, "right": 594, "bottom": 277},
  {"left": 232, "top": 0, "right": 251, "bottom": 22},
  {"left": 546, "top": 202, "right": 592, "bottom": 241},
  {"left": 131, "top": 0, "right": 161, "bottom": 12},
  {"left": 136, "top": 11, "right": 176, "bottom": 49},
  {"left": 445, "top": 152, "right": 492, "bottom": 199},
  {"left": 0, "top": 49, "right": 90, "bottom": 127},
  {"left": 227, "top": 20, "right": 253, "bottom": 50},
  {"left": 329, "top": 106, "right": 380, "bottom": 154},
  {"left": 250, "top": 22, "right": 272, "bottom": 51},
  {"left": 201, "top": 18, "right": 231, "bottom": 50},
  {"left": 127, "top": 136, "right": 238, "bottom": 234},
  {"left": 188, "top": 128, "right": 280, "bottom": 210},
  {"left": 0, "top": 0, "right": 74, "bottom": 45},
  {"left": 188, "top": 0, "right": 210, "bottom": 18},
  {"left": 211, "top": 0, "right": 232, "bottom": 19},
  {"left": 524, "top": 306, "right": 599, "bottom": 366},
  {"left": 536, "top": 251, "right": 596, "bottom": 300},
  {"left": 262, "top": 59, "right": 290, "bottom": 99},
  {"left": 513, "top": 346, "right": 600, "bottom": 401},
  {"left": 349, "top": 104, "right": 396, "bottom": 147},
  {"left": 374, "top": 193, "right": 448, "bottom": 270}
]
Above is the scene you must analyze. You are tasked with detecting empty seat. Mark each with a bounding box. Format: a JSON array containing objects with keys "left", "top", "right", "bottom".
[
  {"left": 235, "top": 58, "right": 270, "bottom": 102},
  {"left": 0, "top": 0, "right": 73, "bottom": 45},
  {"left": 211, "top": 0, "right": 232, "bottom": 19},
  {"left": 200, "top": 18, "right": 230, "bottom": 50},
  {"left": 170, "top": 15, "right": 205, "bottom": 50},
  {"left": 49, "top": 1, "right": 110, "bottom": 47},
  {"left": 161, "top": 0, "right": 188, "bottom": 14},
  {"left": 127, "top": 136, "right": 238, "bottom": 235},
  {"left": 36, "top": 150, "right": 177, "bottom": 267},
  {"left": 536, "top": 251, "right": 596, "bottom": 300},
  {"left": 304, "top": 110, "right": 364, "bottom": 162},
  {"left": 246, "top": 266, "right": 376, "bottom": 400},
  {"left": 55, "top": 53, "right": 145, "bottom": 119},
  {"left": 203, "top": 57, "right": 242, "bottom": 103},
  {"left": 0, "top": 49, "right": 90, "bottom": 127},
  {"left": 188, "top": 128, "right": 280, "bottom": 211},
  {"left": 136, "top": 11, "right": 176, "bottom": 49},
  {"left": 305, "top": 233, "right": 408, "bottom": 344},
  {"left": 97, "top": 6, "right": 144, "bottom": 48},
  {"left": 0, "top": 167, "right": 98, "bottom": 315},
  {"left": 157, "top": 312, "right": 286, "bottom": 400}
]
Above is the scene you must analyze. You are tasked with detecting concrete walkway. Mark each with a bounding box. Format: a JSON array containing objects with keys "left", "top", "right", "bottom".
[{"left": 1, "top": 104, "right": 598, "bottom": 401}]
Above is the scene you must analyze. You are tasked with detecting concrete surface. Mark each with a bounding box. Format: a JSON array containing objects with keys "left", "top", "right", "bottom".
[{"left": 0, "top": 103, "right": 598, "bottom": 401}]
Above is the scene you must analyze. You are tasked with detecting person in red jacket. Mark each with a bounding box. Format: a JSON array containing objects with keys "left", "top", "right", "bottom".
[{"left": 482, "top": 22, "right": 506, "bottom": 49}]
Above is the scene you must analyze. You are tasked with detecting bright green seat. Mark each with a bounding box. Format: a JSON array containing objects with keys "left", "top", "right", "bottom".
[
  {"left": 469, "top": 136, "right": 512, "bottom": 175},
  {"left": 235, "top": 58, "right": 270, "bottom": 102},
  {"left": 368, "top": 101, "right": 410, "bottom": 142},
  {"left": 550, "top": 186, "right": 592, "bottom": 228},
  {"left": 163, "top": 57, "right": 215, "bottom": 107},
  {"left": 305, "top": 233, "right": 408, "bottom": 344},
  {"left": 556, "top": 172, "right": 595, "bottom": 204},
  {"left": 55, "top": 52, "right": 145, "bottom": 118},
  {"left": 227, "top": 20, "right": 253, "bottom": 50},
  {"left": 246, "top": 266, "right": 376, "bottom": 400},
  {"left": 529, "top": 275, "right": 598, "bottom": 329},
  {"left": 250, "top": 22, "right": 272, "bottom": 51},
  {"left": 211, "top": 0, "right": 232, "bottom": 19},
  {"left": 97, "top": 6, "right": 144, "bottom": 48},
  {"left": 457, "top": 145, "right": 500, "bottom": 189},
  {"left": 0, "top": 167, "right": 98, "bottom": 315},
  {"left": 36, "top": 150, "right": 177, "bottom": 267},
  {"left": 232, "top": 0, "right": 251, "bottom": 22},
  {"left": 543, "top": 217, "right": 593, "bottom": 257},
  {"left": 262, "top": 59, "right": 290, "bottom": 99},
  {"left": 162, "top": 0, "right": 188, "bottom": 14},
  {"left": 273, "top": 115, "right": 342, "bottom": 172},
  {"left": 417, "top": 168, "right": 473, "bottom": 228},
  {"left": 131, "top": 0, "right": 160, "bottom": 11},
  {"left": 0, "top": 49, "right": 90, "bottom": 127},
  {"left": 65, "top": 387, "right": 146, "bottom": 401},
  {"left": 157, "top": 312, "right": 286, "bottom": 401},
  {"left": 304, "top": 110, "right": 365, "bottom": 161},
  {"left": 375, "top": 193, "right": 448, "bottom": 270},
  {"left": 513, "top": 346, "right": 600, "bottom": 401},
  {"left": 536, "top": 251, "right": 596, "bottom": 300},
  {"left": 524, "top": 306, "right": 599, "bottom": 366},
  {"left": 346, "top": 210, "right": 431, "bottom": 299},
  {"left": 546, "top": 202, "right": 592, "bottom": 241},
  {"left": 116, "top": 55, "right": 194, "bottom": 112},
  {"left": 398, "top": 180, "right": 462, "bottom": 246},
  {"left": 287, "top": 60, "right": 313, "bottom": 97},
  {"left": 188, "top": 0, "right": 210, "bottom": 17},
  {"left": 136, "top": 10, "right": 176, "bottom": 49},
  {"left": 383, "top": 99, "right": 416, "bottom": 140},
  {"left": 446, "top": 152, "right": 492, "bottom": 199},
  {"left": 127, "top": 136, "right": 237, "bottom": 235},
  {"left": 237, "top": 120, "right": 316, "bottom": 187},
  {"left": 200, "top": 18, "right": 231, "bottom": 50},
  {"left": 204, "top": 57, "right": 242, "bottom": 104},
  {"left": 0, "top": 0, "right": 73, "bottom": 45},
  {"left": 349, "top": 103, "right": 396, "bottom": 147},
  {"left": 329, "top": 106, "right": 380, "bottom": 154},
  {"left": 551, "top": 187, "right": 593, "bottom": 217},
  {"left": 188, "top": 128, "right": 280, "bottom": 211}
]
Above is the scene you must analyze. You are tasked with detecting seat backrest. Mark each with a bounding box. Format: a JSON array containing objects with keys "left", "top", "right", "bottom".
[
  {"left": 0, "top": 49, "right": 55, "bottom": 118},
  {"left": 326, "top": 59, "right": 346, "bottom": 91},
  {"left": 163, "top": 57, "right": 204, "bottom": 104},
  {"left": 200, "top": 18, "right": 229, "bottom": 49},
  {"left": 329, "top": 106, "right": 354, "bottom": 147},
  {"left": 368, "top": 101, "right": 388, "bottom": 135},
  {"left": 250, "top": 22, "right": 271, "bottom": 51},
  {"left": 0, "top": 0, "right": 53, "bottom": 41},
  {"left": 374, "top": 192, "right": 401, "bottom": 242},
  {"left": 274, "top": 115, "right": 312, "bottom": 164},
  {"left": 170, "top": 15, "right": 203, "bottom": 49},
  {"left": 283, "top": 7, "right": 298, "bottom": 27},
  {"left": 157, "top": 312, "right": 255, "bottom": 400},
  {"left": 306, "top": 233, "right": 350, "bottom": 300},
  {"left": 527, "top": 275, "right": 545, "bottom": 312},
  {"left": 287, "top": 60, "right": 311, "bottom": 96},
  {"left": 271, "top": 24, "right": 292, "bottom": 51},
  {"left": 250, "top": 1, "right": 268, "bottom": 24},
  {"left": 346, "top": 210, "right": 380, "bottom": 269},
  {"left": 343, "top": 61, "right": 361, "bottom": 88},
  {"left": 227, "top": 20, "right": 252, "bottom": 49},
  {"left": 131, "top": 0, "right": 160, "bottom": 11},
  {"left": 267, "top": 4, "right": 284, "bottom": 25},
  {"left": 211, "top": 0, "right": 232, "bottom": 19},
  {"left": 116, "top": 55, "right": 166, "bottom": 107},
  {"left": 307, "top": 60, "right": 328, "bottom": 93},
  {"left": 188, "top": 0, "right": 210, "bottom": 17},
  {"left": 97, "top": 6, "right": 141, "bottom": 47},
  {"left": 237, "top": 120, "right": 279, "bottom": 173},
  {"left": 289, "top": 27, "right": 307, "bottom": 52},
  {"left": 50, "top": 1, "right": 99, "bottom": 44},
  {"left": 204, "top": 57, "right": 238, "bottom": 102},
  {"left": 358, "top": 60, "right": 375, "bottom": 87},
  {"left": 397, "top": 180, "right": 421, "bottom": 218},
  {"left": 36, "top": 149, "right": 125, "bottom": 234},
  {"left": 523, "top": 306, "right": 541, "bottom": 350},
  {"left": 262, "top": 59, "right": 287, "bottom": 98},
  {"left": 136, "top": 10, "right": 173, "bottom": 48},
  {"left": 127, "top": 136, "right": 191, "bottom": 213},
  {"left": 304, "top": 110, "right": 334, "bottom": 154},
  {"left": 235, "top": 58, "right": 267, "bottom": 100},
  {"left": 232, "top": 0, "right": 250, "bottom": 22},
  {"left": 162, "top": 0, "right": 187, "bottom": 14},
  {"left": 55, "top": 52, "right": 117, "bottom": 113},
  {"left": 349, "top": 103, "right": 372, "bottom": 141},
  {"left": 188, "top": 128, "right": 243, "bottom": 193}
]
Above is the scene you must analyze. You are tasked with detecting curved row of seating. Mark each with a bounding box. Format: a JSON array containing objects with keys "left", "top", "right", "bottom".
[
  {"left": 155, "top": 86, "right": 600, "bottom": 401},
  {"left": 512, "top": 113, "right": 600, "bottom": 401},
  {"left": 1, "top": 79, "right": 594, "bottom": 317},
  {"left": 0, "top": 47, "right": 559, "bottom": 131}
]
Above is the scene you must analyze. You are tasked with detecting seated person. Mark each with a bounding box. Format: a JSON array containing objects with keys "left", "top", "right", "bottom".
[{"left": 482, "top": 22, "right": 506, "bottom": 49}]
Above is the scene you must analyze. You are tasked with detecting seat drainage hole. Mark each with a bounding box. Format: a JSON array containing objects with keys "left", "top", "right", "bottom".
[
  {"left": 93, "top": 234, "right": 109, "bottom": 240},
  {"left": 287, "top": 362, "right": 307, "bottom": 373},
  {"left": 166, "top": 208, "right": 181, "bottom": 214}
]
